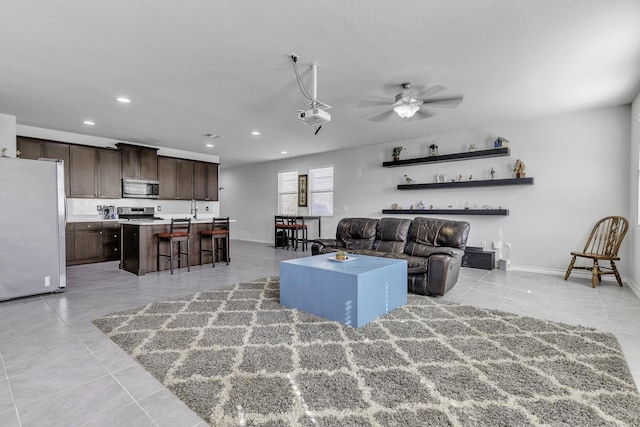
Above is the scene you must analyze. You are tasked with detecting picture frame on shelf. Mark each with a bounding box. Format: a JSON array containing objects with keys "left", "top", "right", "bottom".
[{"left": 298, "top": 174, "right": 308, "bottom": 207}]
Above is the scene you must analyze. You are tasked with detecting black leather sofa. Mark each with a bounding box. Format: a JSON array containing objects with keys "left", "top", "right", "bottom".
[{"left": 311, "top": 217, "right": 471, "bottom": 296}]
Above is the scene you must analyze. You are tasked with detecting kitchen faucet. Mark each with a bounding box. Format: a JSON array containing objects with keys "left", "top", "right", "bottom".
[{"left": 191, "top": 199, "right": 198, "bottom": 219}]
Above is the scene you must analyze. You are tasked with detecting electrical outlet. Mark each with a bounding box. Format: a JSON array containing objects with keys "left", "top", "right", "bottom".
[
  {"left": 96, "top": 205, "right": 102, "bottom": 212},
  {"left": 205, "top": 206, "right": 210, "bottom": 212},
  {"left": 157, "top": 206, "right": 162, "bottom": 211},
  {"left": 44, "top": 276, "right": 50, "bottom": 287}
]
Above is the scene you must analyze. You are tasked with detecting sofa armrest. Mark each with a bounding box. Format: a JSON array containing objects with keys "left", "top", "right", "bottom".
[
  {"left": 311, "top": 239, "right": 346, "bottom": 255},
  {"left": 426, "top": 253, "right": 463, "bottom": 296},
  {"left": 429, "top": 247, "right": 465, "bottom": 258}
]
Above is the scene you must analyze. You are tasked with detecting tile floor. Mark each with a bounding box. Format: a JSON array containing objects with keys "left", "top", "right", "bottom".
[{"left": 1, "top": 240, "right": 639, "bottom": 426}]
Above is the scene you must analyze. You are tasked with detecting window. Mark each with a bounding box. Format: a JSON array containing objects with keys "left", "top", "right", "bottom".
[
  {"left": 278, "top": 171, "right": 298, "bottom": 215},
  {"left": 309, "top": 166, "right": 334, "bottom": 216}
]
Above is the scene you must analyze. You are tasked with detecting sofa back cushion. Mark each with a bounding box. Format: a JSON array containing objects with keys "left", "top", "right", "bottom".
[
  {"left": 336, "top": 218, "right": 379, "bottom": 250},
  {"left": 372, "top": 217, "right": 412, "bottom": 253},
  {"left": 404, "top": 217, "right": 470, "bottom": 257}
]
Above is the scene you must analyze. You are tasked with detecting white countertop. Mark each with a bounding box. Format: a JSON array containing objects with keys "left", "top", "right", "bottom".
[{"left": 67, "top": 215, "right": 232, "bottom": 225}]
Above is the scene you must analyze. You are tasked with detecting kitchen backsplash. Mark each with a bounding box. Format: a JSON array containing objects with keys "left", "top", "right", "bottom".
[{"left": 67, "top": 198, "right": 219, "bottom": 218}]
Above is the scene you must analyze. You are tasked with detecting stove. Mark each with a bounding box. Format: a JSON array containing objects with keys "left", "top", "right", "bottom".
[{"left": 117, "top": 206, "right": 163, "bottom": 220}]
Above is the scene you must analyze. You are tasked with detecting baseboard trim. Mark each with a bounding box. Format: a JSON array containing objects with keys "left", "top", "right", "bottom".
[{"left": 510, "top": 264, "right": 639, "bottom": 293}]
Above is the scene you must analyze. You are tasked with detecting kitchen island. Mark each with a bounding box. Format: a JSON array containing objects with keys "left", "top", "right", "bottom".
[{"left": 120, "top": 218, "right": 225, "bottom": 275}]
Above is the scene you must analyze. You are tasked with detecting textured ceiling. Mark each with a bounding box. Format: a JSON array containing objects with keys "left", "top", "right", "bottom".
[{"left": 2, "top": 0, "right": 639, "bottom": 168}]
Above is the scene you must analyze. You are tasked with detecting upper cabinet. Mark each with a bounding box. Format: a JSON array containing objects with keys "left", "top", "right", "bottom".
[
  {"left": 17, "top": 137, "right": 218, "bottom": 201},
  {"left": 97, "top": 148, "right": 121, "bottom": 198},
  {"left": 193, "top": 161, "right": 219, "bottom": 201},
  {"left": 69, "top": 145, "right": 121, "bottom": 198},
  {"left": 17, "top": 137, "right": 71, "bottom": 196},
  {"left": 116, "top": 143, "right": 158, "bottom": 180},
  {"left": 158, "top": 156, "right": 193, "bottom": 200}
]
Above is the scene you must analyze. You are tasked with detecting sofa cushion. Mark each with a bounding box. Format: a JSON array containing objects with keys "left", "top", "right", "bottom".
[
  {"left": 404, "top": 217, "right": 470, "bottom": 257},
  {"left": 371, "top": 217, "right": 412, "bottom": 254},
  {"left": 336, "top": 218, "right": 379, "bottom": 250},
  {"left": 351, "top": 249, "right": 429, "bottom": 274}
]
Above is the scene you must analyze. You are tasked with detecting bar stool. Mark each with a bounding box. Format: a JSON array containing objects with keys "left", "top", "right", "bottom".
[
  {"left": 157, "top": 218, "right": 191, "bottom": 274},
  {"left": 285, "top": 216, "right": 303, "bottom": 251},
  {"left": 200, "top": 217, "right": 230, "bottom": 267},
  {"left": 290, "top": 217, "right": 308, "bottom": 251}
]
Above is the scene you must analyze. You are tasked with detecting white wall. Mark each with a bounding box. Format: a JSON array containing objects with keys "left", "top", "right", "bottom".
[
  {"left": 222, "top": 105, "right": 631, "bottom": 274},
  {"left": 628, "top": 91, "right": 640, "bottom": 290},
  {"left": 0, "top": 114, "right": 17, "bottom": 157}
]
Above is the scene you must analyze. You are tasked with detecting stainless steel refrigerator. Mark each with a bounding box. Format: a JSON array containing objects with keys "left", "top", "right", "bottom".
[{"left": 0, "top": 157, "right": 66, "bottom": 301}]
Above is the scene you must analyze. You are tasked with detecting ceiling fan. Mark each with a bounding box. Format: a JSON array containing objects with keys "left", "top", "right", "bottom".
[{"left": 357, "top": 82, "right": 463, "bottom": 122}]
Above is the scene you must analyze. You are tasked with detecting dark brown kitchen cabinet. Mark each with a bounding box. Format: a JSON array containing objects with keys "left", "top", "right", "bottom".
[
  {"left": 65, "top": 224, "right": 75, "bottom": 262},
  {"left": 67, "top": 222, "right": 121, "bottom": 265},
  {"left": 176, "top": 159, "right": 194, "bottom": 200},
  {"left": 158, "top": 156, "right": 177, "bottom": 199},
  {"left": 158, "top": 156, "right": 194, "bottom": 200},
  {"left": 69, "top": 145, "right": 97, "bottom": 197},
  {"left": 97, "top": 148, "right": 121, "bottom": 198},
  {"left": 102, "top": 222, "right": 121, "bottom": 261},
  {"left": 193, "top": 161, "right": 219, "bottom": 201},
  {"left": 72, "top": 222, "right": 103, "bottom": 264},
  {"left": 16, "top": 137, "right": 43, "bottom": 160},
  {"left": 69, "top": 145, "right": 121, "bottom": 198},
  {"left": 17, "top": 137, "right": 71, "bottom": 197},
  {"left": 117, "top": 143, "right": 158, "bottom": 180},
  {"left": 193, "top": 161, "right": 206, "bottom": 200},
  {"left": 204, "top": 162, "right": 219, "bottom": 201}
]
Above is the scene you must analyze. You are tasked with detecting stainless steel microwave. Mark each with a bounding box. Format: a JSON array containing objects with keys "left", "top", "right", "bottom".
[{"left": 122, "top": 179, "right": 160, "bottom": 199}]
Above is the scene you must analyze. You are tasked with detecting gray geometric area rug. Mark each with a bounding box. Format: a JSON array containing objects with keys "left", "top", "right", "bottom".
[{"left": 93, "top": 277, "right": 640, "bottom": 426}]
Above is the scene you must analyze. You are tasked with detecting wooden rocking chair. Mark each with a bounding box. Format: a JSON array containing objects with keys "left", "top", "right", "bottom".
[{"left": 564, "top": 216, "right": 628, "bottom": 288}]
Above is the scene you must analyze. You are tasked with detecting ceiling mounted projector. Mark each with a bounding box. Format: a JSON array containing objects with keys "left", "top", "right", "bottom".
[{"left": 298, "top": 108, "right": 331, "bottom": 125}]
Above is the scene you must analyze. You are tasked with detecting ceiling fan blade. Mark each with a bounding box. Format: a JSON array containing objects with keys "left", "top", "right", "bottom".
[
  {"left": 415, "top": 84, "right": 447, "bottom": 99},
  {"left": 422, "top": 95, "right": 464, "bottom": 108},
  {"left": 356, "top": 98, "right": 392, "bottom": 109},
  {"left": 412, "top": 109, "right": 436, "bottom": 120},
  {"left": 367, "top": 110, "right": 396, "bottom": 122}
]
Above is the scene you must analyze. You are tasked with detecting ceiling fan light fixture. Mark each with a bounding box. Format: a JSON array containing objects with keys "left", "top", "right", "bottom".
[{"left": 393, "top": 103, "right": 420, "bottom": 119}]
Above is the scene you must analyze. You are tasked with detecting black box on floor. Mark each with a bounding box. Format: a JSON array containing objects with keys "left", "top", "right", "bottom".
[{"left": 462, "top": 247, "right": 495, "bottom": 270}]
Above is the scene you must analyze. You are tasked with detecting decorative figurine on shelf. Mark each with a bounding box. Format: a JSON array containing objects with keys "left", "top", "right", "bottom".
[
  {"left": 403, "top": 174, "right": 415, "bottom": 184},
  {"left": 464, "top": 201, "right": 471, "bottom": 210},
  {"left": 514, "top": 159, "right": 526, "bottom": 178},
  {"left": 494, "top": 137, "right": 510, "bottom": 148},
  {"left": 429, "top": 141, "right": 438, "bottom": 157},
  {"left": 417, "top": 201, "right": 425, "bottom": 210},
  {"left": 1, "top": 148, "right": 7, "bottom": 157},
  {"left": 490, "top": 166, "right": 496, "bottom": 180},
  {"left": 469, "top": 144, "right": 476, "bottom": 152},
  {"left": 469, "top": 174, "right": 473, "bottom": 180},
  {"left": 392, "top": 146, "right": 405, "bottom": 161},
  {"left": 458, "top": 174, "right": 463, "bottom": 182}
]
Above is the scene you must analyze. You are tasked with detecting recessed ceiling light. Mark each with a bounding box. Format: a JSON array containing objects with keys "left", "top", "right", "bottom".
[
  {"left": 83, "top": 120, "right": 95, "bottom": 126},
  {"left": 251, "top": 131, "right": 261, "bottom": 136},
  {"left": 281, "top": 151, "right": 288, "bottom": 154},
  {"left": 116, "top": 97, "right": 131, "bottom": 103},
  {"left": 206, "top": 143, "right": 214, "bottom": 148}
]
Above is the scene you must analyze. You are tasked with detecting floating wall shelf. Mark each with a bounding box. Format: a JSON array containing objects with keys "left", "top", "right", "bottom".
[
  {"left": 382, "top": 209, "right": 509, "bottom": 216},
  {"left": 382, "top": 147, "right": 510, "bottom": 167},
  {"left": 398, "top": 177, "right": 534, "bottom": 190}
]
